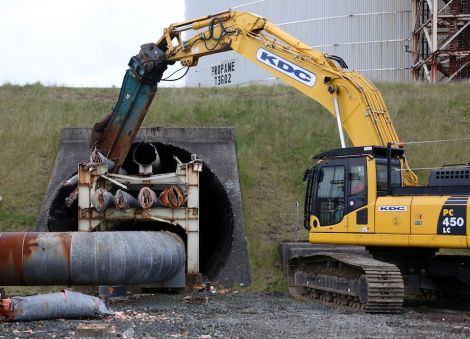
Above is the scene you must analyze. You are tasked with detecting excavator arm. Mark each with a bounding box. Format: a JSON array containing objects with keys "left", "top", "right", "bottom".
[
  {"left": 93, "top": 10, "right": 417, "bottom": 185},
  {"left": 89, "top": 44, "right": 167, "bottom": 171}
]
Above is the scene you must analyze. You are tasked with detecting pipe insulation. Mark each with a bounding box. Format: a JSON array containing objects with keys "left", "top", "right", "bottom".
[
  {"left": 115, "top": 189, "right": 139, "bottom": 209},
  {"left": 0, "top": 231, "right": 185, "bottom": 286},
  {"left": 138, "top": 187, "right": 159, "bottom": 209},
  {"left": 91, "top": 188, "right": 114, "bottom": 212},
  {"left": 2, "top": 290, "right": 113, "bottom": 321}
]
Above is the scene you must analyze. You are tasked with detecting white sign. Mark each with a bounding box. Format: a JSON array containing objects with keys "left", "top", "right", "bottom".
[
  {"left": 211, "top": 60, "right": 235, "bottom": 86},
  {"left": 256, "top": 48, "right": 316, "bottom": 87},
  {"left": 378, "top": 206, "right": 407, "bottom": 212}
]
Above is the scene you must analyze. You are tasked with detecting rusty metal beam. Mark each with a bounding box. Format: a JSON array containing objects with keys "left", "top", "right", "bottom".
[{"left": 445, "top": 60, "right": 470, "bottom": 82}]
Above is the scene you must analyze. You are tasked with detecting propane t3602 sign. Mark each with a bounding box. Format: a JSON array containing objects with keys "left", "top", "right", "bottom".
[{"left": 212, "top": 60, "right": 236, "bottom": 86}]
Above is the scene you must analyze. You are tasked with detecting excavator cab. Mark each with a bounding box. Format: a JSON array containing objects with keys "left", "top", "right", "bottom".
[{"left": 304, "top": 146, "right": 403, "bottom": 230}]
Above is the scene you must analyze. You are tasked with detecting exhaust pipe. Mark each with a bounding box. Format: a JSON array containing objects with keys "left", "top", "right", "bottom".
[
  {"left": 133, "top": 142, "right": 161, "bottom": 175},
  {"left": 0, "top": 232, "right": 185, "bottom": 286}
]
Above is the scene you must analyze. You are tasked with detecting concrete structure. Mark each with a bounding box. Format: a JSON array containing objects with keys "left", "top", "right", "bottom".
[
  {"left": 184, "top": 0, "right": 414, "bottom": 86},
  {"left": 37, "top": 128, "right": 250, "bottom": 287}
]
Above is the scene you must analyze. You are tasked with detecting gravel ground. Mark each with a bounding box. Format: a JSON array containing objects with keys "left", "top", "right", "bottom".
[{"left": 1, "top": 291, "right": 470, "bottom": 338}]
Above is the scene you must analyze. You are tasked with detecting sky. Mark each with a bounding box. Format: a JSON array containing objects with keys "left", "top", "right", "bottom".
[{"left": 0, "top": 0, "right": 185, "bottom": 87}]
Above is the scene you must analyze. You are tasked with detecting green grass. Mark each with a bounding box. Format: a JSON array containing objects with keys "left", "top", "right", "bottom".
[{"left": 1, "top": 82, "right": 470, "bottom": 291}]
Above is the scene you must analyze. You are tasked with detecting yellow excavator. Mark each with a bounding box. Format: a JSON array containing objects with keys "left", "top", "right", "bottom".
[{"left": 91, "top": 11, "right": 470, "bottom": 313}]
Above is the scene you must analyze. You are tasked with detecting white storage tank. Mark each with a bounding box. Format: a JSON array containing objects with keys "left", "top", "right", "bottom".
[{"left": 184, "top": 0, "right": 412, "bottom": 87}]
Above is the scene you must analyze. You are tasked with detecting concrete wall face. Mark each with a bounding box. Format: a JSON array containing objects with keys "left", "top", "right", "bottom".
[{"left": 184, "top": 0, "right": 413, "bottom": 86}]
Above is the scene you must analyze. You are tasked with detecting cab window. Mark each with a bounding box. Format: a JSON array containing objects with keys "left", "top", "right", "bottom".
[
  {"left": 376, "top": 163, "right": 402, "bottom": 192},
  {"left": 314, "top": 166, "right": 345, "bottom": 226},
  {"left": 350, "top": 164, "right": 366, "bottom": 195}
]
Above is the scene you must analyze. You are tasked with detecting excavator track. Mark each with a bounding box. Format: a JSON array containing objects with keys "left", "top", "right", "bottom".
[{"left": 287, "top": 252, "right": 404, "bottom": 313}]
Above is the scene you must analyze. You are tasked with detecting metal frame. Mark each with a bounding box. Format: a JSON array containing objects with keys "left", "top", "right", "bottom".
[
  {"left": 412, "top": 0, "right": 470, "bottom": 82},
  {"left": 77, "top": 160, "right": 202, "bottom": 274}
]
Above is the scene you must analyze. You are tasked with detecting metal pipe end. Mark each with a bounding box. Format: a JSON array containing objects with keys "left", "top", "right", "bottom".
[
  {"left": 133, "top": 142, "right": 161, "bottom": 175},
  {"left": 91, "top": 188, "right": 114, "bottom": 212},
  {"left": 138, "top": 187, "right": 158, "bottom": 209},
  {"left": 90, "top": 150, "right": 115, "bottom": 170},
  {"left": 114, "top": 189, "right": 139, "bottom": 210},
  {"left": 62, "top": 174, "right": 78, "bottom": 187},
  {"left": 160, "top": 185, "right": 187, "bottom": 208}
]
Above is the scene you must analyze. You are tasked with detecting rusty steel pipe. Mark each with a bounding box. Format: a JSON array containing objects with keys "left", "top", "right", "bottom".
[
  {"left": 133, "top": 142, "right": 161, "bottom": 175},
  {"left": 0, "top": 232, "right": 185, "bottom": 286}
]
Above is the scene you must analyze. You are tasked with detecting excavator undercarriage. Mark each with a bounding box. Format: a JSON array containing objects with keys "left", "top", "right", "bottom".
[
  {"left": 284, "top": 244, "right": 470, "bottom": 313},
  {"left": 287, "top": 252, "right": 404, "bottom": 313}
]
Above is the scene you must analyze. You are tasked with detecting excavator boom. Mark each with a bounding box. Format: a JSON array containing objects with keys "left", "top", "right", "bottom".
[
  {"left": 158, "top": 11, "right": 417, "bottom": 185},
  {"left": 93, "top": 10, "right": 417, "bottom": 184}
]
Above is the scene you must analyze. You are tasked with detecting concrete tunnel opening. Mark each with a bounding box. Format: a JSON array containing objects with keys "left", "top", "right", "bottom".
[{"left": 45, "top": 141, "right": 235, "bottom": 282}]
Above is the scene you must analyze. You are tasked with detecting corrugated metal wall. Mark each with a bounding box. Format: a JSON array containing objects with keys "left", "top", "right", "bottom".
[{"left": 184, "top": 0, "right": 412, "bottom": 87}]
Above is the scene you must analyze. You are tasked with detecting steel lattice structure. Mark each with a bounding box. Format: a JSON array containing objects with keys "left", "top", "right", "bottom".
[{"left": 412, "top": 0, "right": 470, "bottom": 82}]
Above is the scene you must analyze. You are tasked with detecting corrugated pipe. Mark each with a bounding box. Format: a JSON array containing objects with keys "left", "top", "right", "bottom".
[{"left": 0, "top": 231, "right": 185, "bottom": 286}]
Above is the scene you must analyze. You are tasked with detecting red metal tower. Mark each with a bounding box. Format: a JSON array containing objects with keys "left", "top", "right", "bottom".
[{"left": 412, "top": 0, "right": 470, "bottom": 82}]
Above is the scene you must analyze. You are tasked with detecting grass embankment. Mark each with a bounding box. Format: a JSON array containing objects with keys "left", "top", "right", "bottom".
[{"left": 0, "top": 82, "right": 470, "bottom": 291}]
